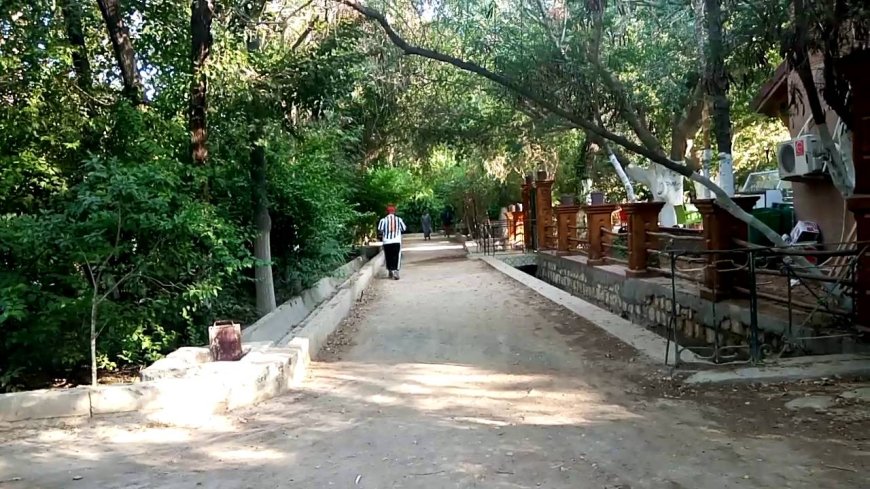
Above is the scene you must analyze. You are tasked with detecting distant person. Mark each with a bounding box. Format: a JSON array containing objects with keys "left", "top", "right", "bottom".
[
  {"left": 441, "top": 207, "right": 454, "bottom": 238},
  {"left": 421, "top": 212, "right": 433, "bottom": 241},
  {"left": 378, "top": 204, "right": 407, "bottom": 280}
]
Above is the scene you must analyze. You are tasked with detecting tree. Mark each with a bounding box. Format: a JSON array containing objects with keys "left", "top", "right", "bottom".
[
  {"left": 95, "top": 0, "right": 143, "bottom": 104},
  {"left": 59, "top": 0, "right": 93, "bottom": 92},
  {"left": 336, "top": 0, "right": 793, "bottom": 248},
  {"left": 190, "top": 0, "right": 214, "bottom": 165},
  {"left": 703, "top": 0, "right": 735, "bottom": 195}
]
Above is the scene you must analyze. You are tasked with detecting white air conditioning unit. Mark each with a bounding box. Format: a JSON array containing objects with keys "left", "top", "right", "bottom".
[{"left": 776, "top": 134, "right": 827, "bottom": 180}]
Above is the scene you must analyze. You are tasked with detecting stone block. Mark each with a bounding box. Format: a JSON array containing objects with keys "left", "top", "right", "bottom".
[
  {"left": 0, "top": 387, "right": 91, "bottom": 422},
  {"left": 90, "top": 384, "right": 147, "bottom": 414},
  {"left": 242, "top": 296, "right": 311, "bottom": 344},
  {"left": 134, "top": 377, "right": 229, "bottom": 415},
  {"left": 705, "top": 327, "right": 716, "bottom": 344},
  {"left": 167, "top": 347, "right": 211, "bottom": 364}
]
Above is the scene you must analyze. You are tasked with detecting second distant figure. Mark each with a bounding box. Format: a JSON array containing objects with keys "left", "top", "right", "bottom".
[{"left": 421, "top": 212, "right": 433, "bottom": 241}]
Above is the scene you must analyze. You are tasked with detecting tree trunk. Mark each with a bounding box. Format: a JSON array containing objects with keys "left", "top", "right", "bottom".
[
  {"left": 90, "top": 292, "right": 98, "bottom": 386},
  {"left": 241, "top": 3, "right": 277, "bottom": 315},
  {"left": 589, "top": 132, "right": 637, "bottom": 202},
  {"left": 606, "top": 149, "right": 637, "bottom": 202},
  {"left": 60, "top": 0, "right": 93, "bottom": 91},
  {"left": 703, "top": 0, "right": 734, "bottom": 195},
  {"left": 190, "top": 0, "right": 214, "bottom": 165},
  {"left": 96, "top": 0, "right": 142, "bottom": 104},
  {"left": 669, "top": 82, "right": 705, "bottom": 164},
  {"left": 251, "top": 143, "right": 277, "bottom": 315}
]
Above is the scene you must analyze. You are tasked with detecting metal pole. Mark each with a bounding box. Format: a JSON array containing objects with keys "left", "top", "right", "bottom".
[
  {"left": 748, "top": 250, "right": 760, "bottom": 364},
  {"left": 786, "top": 265, "right": 793, "bottom": 340},
  {"left": 670, "top": 251, "right": 680, "bottom": 368}
]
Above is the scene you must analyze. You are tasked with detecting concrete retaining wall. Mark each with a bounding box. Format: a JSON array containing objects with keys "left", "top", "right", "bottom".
[{"left": 0, "top": 251, "right": 384, "bottom": 424}]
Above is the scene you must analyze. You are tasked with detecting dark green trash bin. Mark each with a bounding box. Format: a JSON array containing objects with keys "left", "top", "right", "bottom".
[{"left": 749, "top": 208, "right": 783, "bottom": 245}]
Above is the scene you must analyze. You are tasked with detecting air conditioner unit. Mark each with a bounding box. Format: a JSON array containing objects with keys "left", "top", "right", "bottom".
[{"left": 776, "top": 134, "right": 827, "bottom": 180}]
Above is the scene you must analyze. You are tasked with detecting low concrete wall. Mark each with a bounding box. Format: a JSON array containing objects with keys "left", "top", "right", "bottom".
[
  {"left": 534, "top": 253, "right": 853, "bottom": 357},
  {"left": 242, "top": 254, "right": 368, "bottom": 344},
  {"left": 0, "top": 251, "right": 384, "bottom": 424},
  {"left": 283, "top": 252, "right": 384, "bottom": 370}
]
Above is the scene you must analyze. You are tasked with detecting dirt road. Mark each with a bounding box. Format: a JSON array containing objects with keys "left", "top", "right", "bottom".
[{"left": 0, "top": 237, "right": 866, "bottom": 488}]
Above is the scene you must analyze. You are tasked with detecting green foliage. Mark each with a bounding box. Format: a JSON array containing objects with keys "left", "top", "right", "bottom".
[{"left": 1, "top": 0, "right": 827, "bottom": 390}]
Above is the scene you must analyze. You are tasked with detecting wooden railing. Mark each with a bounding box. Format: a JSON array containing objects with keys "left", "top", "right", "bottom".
[{"left": 566, "top": 224, "right": 589, "bottom": 254}]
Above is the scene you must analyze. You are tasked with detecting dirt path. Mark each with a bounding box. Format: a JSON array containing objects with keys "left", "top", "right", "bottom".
[{"left": 0, "top": 237, "right": 866, "bottom": 488}]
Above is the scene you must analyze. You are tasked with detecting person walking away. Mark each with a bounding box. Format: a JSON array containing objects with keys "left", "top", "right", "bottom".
[
  {"left": 421, "top": 212, "right": 433, "bottom": 241},
  {"left": 378, "top": 204, "right": 406, "bottom": 280},
  {"left": 441, "top": 207, "right": 454, "bottom": 238}
]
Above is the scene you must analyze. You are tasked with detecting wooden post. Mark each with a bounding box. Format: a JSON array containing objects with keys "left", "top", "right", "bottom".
[
  {"left": 506, "top": 209, "right": 516, "bottom": 245},
  {"left": 514, "top": 207, "right": 525, "bottom": 250},
  {"left": 556, "top": 204, "right": 581, "bottom": 253},
  {"left": 693, "top": 196, "right": 759, "bottom": 300},
  {"left": 847, "top": 196, "right": 870, "bottom": 326},
  {"left": 534, "top": 173, "right": 555, "bottom": 250},
  {"left": 582, "top": 203, "right": 620, "bottom": 265},
  {"left": 522, "top": 177, "right": 533, "bottom": 249},
  {"left": 622, "top": 202, "right": 665, "bottom": 277}
]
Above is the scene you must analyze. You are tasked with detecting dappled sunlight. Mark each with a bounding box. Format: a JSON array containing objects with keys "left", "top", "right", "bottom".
[
  {"left": 309, "top": 361, "right": 643, "bottom": 427},
  {"left": 98, "top": 426, "right": 193, "bottom": 445},
  {"left": 205, "top": 448, "right": 289, "bottom": 463},
  {"left": 402, "top": 244, "right": 464, "bottom": 252}
]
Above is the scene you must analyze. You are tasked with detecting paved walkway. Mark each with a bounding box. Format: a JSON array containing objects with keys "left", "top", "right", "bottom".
[{"left": 0, "top": 236, "right": 865, "bottom": 488}]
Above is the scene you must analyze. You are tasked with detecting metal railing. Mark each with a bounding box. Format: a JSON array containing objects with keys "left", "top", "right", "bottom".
[{"left": 662, "top": 243, "right": 867, "bottom": 367}]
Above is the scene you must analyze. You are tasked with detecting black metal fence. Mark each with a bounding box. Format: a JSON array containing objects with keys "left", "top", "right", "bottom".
[{"left": 663, "top": 243, "right": 867, "bottom": 367}]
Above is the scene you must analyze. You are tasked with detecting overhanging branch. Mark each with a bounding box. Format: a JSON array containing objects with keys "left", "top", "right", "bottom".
[{"left": 335, "top": 0, "right": 797, "bottom": 249}]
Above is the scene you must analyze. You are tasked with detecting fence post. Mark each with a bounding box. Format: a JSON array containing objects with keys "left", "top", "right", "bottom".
[
  {"left": 582, "top": 203, "right": 620, "bottom": 265},
  {"left": 693, "top": 196, "right": 759, "bottom": 301},
  {"left": 522, "top": 176, "right": 533, "bottom": 250},
  {"left": 621, "top": 201, "right": 666, "bottom": 277},
  {"left": 534, "top": 171, "right": 555, "bottom": 250},
  {"left": 506, "top": 205, "right": 517, "bottom": 246},
  {"left": 556, "top": 203, "right": 581, "bottom": 253}
]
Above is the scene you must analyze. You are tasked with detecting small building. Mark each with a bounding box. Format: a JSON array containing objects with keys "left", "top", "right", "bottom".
[
  {"left": 752, "top": 55, "right": 865, "bottom": 246},
  {"left": 753, "top": 46, "right": 870, "bottom": 323}
]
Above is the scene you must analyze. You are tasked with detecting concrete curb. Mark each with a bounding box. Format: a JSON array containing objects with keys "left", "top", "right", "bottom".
[
  {"left": 281, "top": 252, "right": 385, "bottom": 365},
  {"left": 481, "top": 256, "right": 704, "bottom": 365},
  {"left": 685, "top": 354, "right": 870, "bottom": 384},
  {"left": 0, "top": 252, "right": 384, "bottom": 424}
]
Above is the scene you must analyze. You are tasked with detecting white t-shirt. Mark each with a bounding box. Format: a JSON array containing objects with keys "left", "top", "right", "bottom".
[{"left": 378, "top": 214, "right": 407, "bottom": 244}]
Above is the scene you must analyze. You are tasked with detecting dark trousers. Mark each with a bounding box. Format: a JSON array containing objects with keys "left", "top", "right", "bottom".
[{"left": 384, "top": 243, "right": 401, "bottom": 271}]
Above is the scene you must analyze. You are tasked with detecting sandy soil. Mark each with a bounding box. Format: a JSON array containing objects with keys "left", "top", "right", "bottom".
[{"left": 0, "top": 236, "right": 867, "bottom": 489}]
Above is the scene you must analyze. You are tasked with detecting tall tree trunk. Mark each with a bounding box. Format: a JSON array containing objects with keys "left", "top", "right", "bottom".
[
  {"left": 669, "top": 82, "right": 705, "bottom": 165},
  {"left": 90, "top": 292, "right": 98, "bottom": 386},
  {"left": 95, "top": 0, "right": 142, "bottom": 104},
  {"left": 190, "top": 0, "right": 214, "bottom": 165},
  {"left": 703, "top": 0, "right": 734, "bottom": 195},
  {"left": 251, "top": 142, "right": 277, "bottom": 315},
  {"left": 60, "top": 0, "right": 93, "bottom": 91},
  {"left": 242, "top": 4, "right": 277, "bottom": 315}
]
